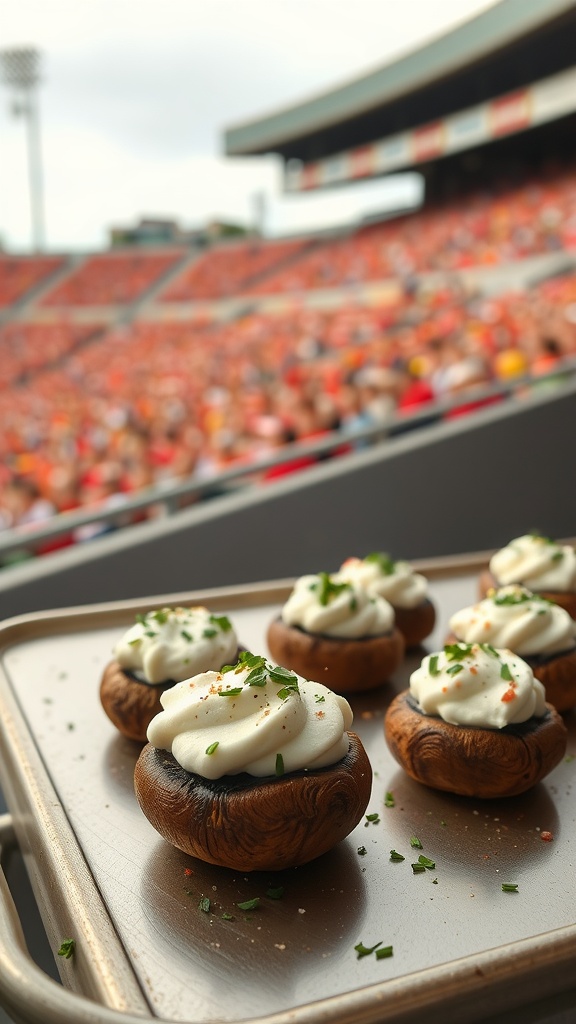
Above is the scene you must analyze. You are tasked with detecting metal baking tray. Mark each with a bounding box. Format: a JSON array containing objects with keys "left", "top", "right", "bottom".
[{"left": 0, "top": 556, "right": 575, "bottom": 1024}]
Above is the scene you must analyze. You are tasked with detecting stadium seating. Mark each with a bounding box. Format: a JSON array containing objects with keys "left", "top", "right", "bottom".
[
  {"left": 40, "top": 251, "right": 184, "bottom": 306},
  {"left": 0, "top": 255, "right": 65, "bottom": 308},
  {"left": 159, "top": 237, "right": 314, "bottom": 301}
]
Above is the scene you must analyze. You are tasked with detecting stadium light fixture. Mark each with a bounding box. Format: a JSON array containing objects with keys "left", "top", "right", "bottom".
[{"left": 0, "top": 46, "right": 46, "bottom": 251}]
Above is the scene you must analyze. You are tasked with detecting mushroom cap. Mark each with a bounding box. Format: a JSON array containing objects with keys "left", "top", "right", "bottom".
[
  {"left": 100, "top": 661, "right": 169, "bottom": 743},
  {"left": 384, "top": 691, "right": 567, "bottom": 799},
  {"left": 266, "top": 618, "right": 404, "bottom": 694},
  {"left": 392, "top": 598, "right": 436, "bottom": 649},
  {"left": 134, "top": 731, "right": 372, "bottom": 872}
]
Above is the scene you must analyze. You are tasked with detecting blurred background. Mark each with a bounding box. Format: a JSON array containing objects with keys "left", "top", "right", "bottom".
[{"left": 1, "top": 0, "right": 576, "bottom": 602}]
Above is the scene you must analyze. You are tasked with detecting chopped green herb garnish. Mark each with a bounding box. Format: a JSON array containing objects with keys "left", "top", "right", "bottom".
[
  {"left": 127, "top": 637, "right": 141, "bottom": 646},
  {"left": 493, "top": 590, "right": 531, "bottom": 606},
  {"left": 135, "top": 613, "right": 147, "bottom": 626},
  {"left": 501, "top": 883, "right": 519, "bottom": 893},
  {"left": 231, "top": 651, "right": 260, "bottom": 670},
  {"left": 444, "top": 642, "right": 472, "bottom": 661},
  {"left": 202, "top": 628, "right": 217, "bottom": 639},
  {"left": 357, "top": 846, "right": 367, "bottom": 856},
  {"left": 277, "top": 686, "right": 296, "bottom": 701},
  {"left": 314, "top": 694, "right": 326, "bottom": 704},
  {"left": 354, "top": 940, "right": 383, "bottom": 959},
  {"left": 152, "top": 609, "right": 169, "bottom": 625},
  {"left": 205, "top": 742, "right": 219, "bottom": 755},
  {"left": 365, "top": 813, "right": 380, "bottom": 827},
  {"left": 384, "top": 791, "right": 395, "bottom": 808},
  {"left": 552, "top": 550, "right": 564, "bottom": 562},
  {"left": 181, "top": 629, "right": 193, "bottom": 642},
  {"left": 209, "top": 614, "right": 232, "bottom": 632},
  {"left": 240, "top": 653, "right": 266, "bottom": 671},
  {"left": 418, "top": 854, "right": 436, "bottom": 870},
  {"left": 429, "top": 655, "right": 439, "bottom": 676},
  {"left": 446, "top": 663, "right": 464, "bottom": 676},
  {"left": 245, "top": 666, "right": 268, "bottom": 688},
  {"left": 266, "top": 886, "right": 284, "bottom": 899},
  {"left": 313, "top": 571, "right": 353, "bottom": 607},
  {"left": 237, "top": 898, "right": 260, "bottom": 911},
  {"left": 500, "top": 663, "right": 513, "bottom": 682},
  {"left": 268, "top": 665, "right": 298, "bottom": 688},
  {"left": 199, "top": 897, "right": 211, "bottom": 913},
  {"left": 365, "top": 552, "right": 396, "bottom": 575},
  {"left": 57, "top": 939, "right": 75, "bottom": 959},
  {"left": 218, "top": 687, "right": 243, "bottom": 697},
  {"left": 144, "top": 630, "right": 157, "bottom": 638},
  {"left": 221, "top": 912, "right": 234, "bottom": 921},
  {"left": 410, "top": 836, "right": 423, "bottom": 849},
  {"left": 481, "top": 643, "right": 499, "bottom": 657},
  {"left": 375, "top": 945, "right": 393, "bottom": 960},
  {"left": 411, "top": 863, "right": 426, "bottom": 874},
  {"left": 219, "top": 654, "right": 300, "bottom": 697},
  {"left": 275, "top": 753, "right": 284, "bottom": 777},
  {"left": 390, "top": 850, "right": 405, "bottom": 862}
]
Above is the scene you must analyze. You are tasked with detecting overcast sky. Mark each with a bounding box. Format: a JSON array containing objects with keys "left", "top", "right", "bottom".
[{"left": 0, "top": 0, "right": 499, "bottom": 252}]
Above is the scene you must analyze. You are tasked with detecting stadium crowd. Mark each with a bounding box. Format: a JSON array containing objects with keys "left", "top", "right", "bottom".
[
  {"left": 1, "top": 157, "right": 576, "bottom": 544},
  {"left": 1, "top": 274, "right": 574, "bottom": 541}
]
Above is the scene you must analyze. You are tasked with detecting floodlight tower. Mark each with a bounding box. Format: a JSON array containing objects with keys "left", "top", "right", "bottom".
[{"left": 0, "top": 47, "right": 45, "bottom": 251}]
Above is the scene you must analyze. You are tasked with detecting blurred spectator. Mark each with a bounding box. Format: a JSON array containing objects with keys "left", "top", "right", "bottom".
[{"left": 1, "top": 477, "right": 56, "bottom": 529}]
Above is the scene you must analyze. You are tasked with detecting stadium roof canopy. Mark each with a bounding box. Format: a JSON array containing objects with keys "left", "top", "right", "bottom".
[{"left": 224, "top": 0, "right": 576, "bottom": 180}]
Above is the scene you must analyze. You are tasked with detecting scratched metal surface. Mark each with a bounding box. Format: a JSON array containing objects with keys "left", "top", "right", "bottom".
[{"left": 0, "top": 571, "right": 575, "bottom": 1023}]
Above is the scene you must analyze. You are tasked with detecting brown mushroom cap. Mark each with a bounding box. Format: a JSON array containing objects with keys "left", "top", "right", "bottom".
[
  {"left": 384, "top": 691, "right": 567, "bottom": 799},
  {"left": 266, "top": 617, "right": 404, "bottom": 694},
  {"left": 525, "top": 648, "right": 576, "bottom": 713},
  {"left": 100, "top": 662, "right": 170, "bottom": 743},
  {"left": 134, "top": 732, "right": 372, "bottom": 872},
  {"left": 479, "top": 569, "right": 576, "bottom": 620},
  {"left": 392, "top": 598, "right": 436, "bottom": 649}
]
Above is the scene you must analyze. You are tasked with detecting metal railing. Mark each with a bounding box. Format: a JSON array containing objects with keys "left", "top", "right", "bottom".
[{"left": 1, "top": 359, "right": 575, "bottom": 563}]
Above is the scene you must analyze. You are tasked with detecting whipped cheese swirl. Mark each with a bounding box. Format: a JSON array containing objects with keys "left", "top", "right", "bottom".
[
  {"left": 281, "top": 572, "right": 394, "bottom": 638},
  {"left": 114, "top": 606, "right": 238, "bottom": 685},
  {"left": 490, "top": 535, "right": 576, "bottom": 592},
  {"left": 450, "top": 585, "right": 576, "bottom": 657},
  {"left": 147, "top": 655, "right": 353, "bottom": 780},
  {"left": 339, "top": 554, "right": 429, "bottom": 609},
  {"left": 409, "top": 643, "right": 546, "bottom": 729}
]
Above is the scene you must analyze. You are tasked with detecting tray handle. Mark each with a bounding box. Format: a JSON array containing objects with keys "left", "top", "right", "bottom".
[{"left": 0, "top": 814, "right": 155, "bottom": 1024}]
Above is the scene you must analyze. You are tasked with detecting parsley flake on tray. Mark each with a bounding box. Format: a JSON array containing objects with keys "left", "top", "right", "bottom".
[
  {"left": 354, "top": 940, "right": 393, "bottom": 960},
  {"left": 237, "top": 898, "right": 260, "bottom": 911}
]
